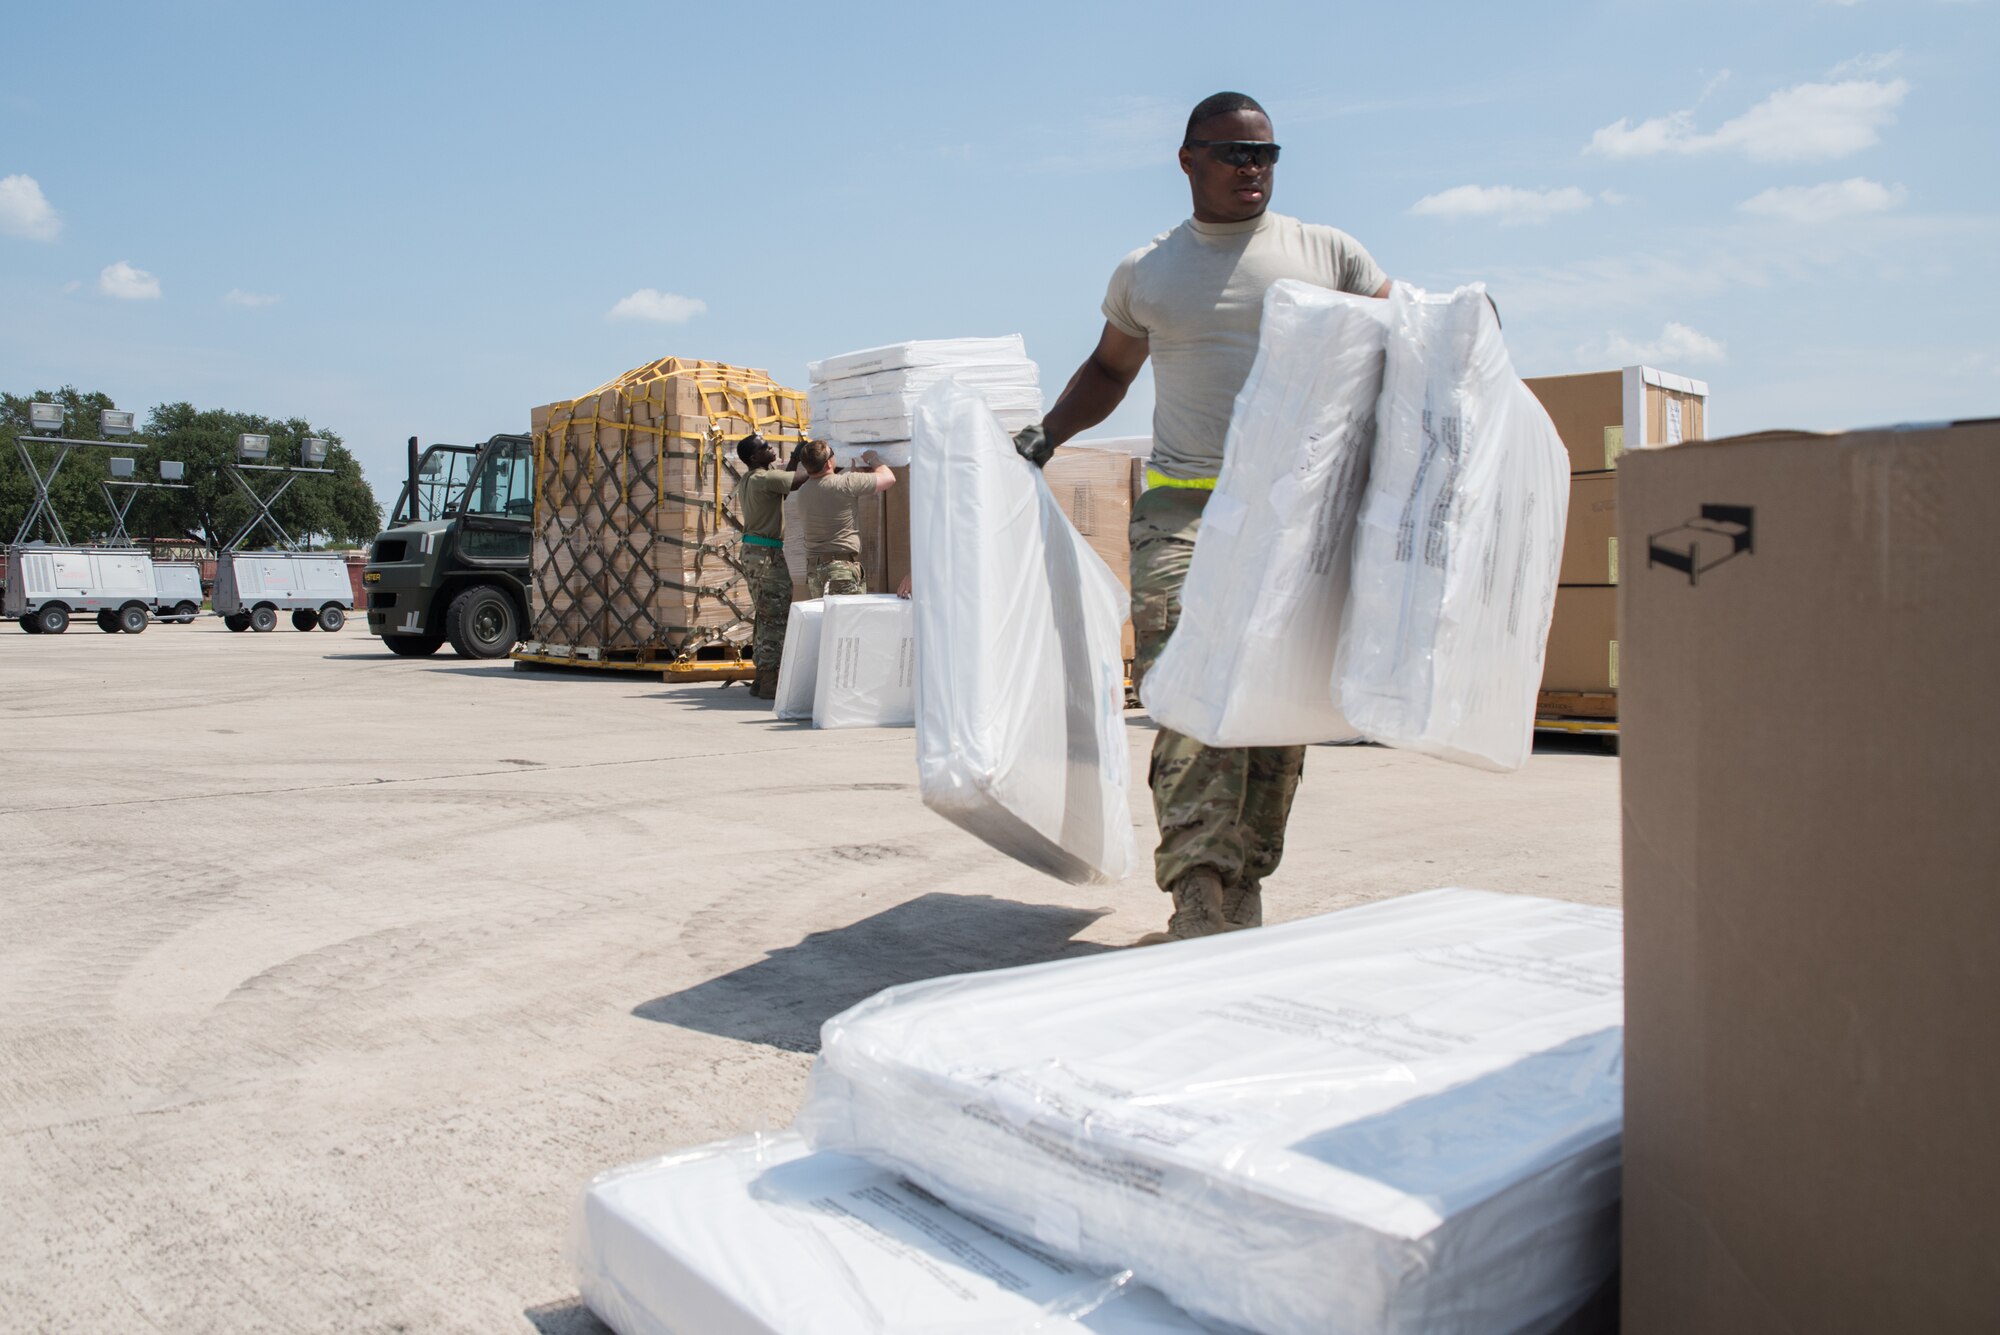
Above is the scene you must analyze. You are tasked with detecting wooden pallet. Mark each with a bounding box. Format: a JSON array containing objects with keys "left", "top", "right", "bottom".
[{"left": 1536, "top": 689, "right": 1617, "bottom": 720}]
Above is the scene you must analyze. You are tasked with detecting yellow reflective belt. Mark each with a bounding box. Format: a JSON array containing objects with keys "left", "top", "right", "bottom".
[{"left": 1145, "top": 467, "right": 1217, "bottom": 491}]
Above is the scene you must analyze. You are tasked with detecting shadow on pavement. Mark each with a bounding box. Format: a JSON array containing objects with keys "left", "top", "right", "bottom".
[
  {"left": 633, "top": 893, "right": 1110, "bottom": 1053},
  {"left": 524, "top": 1297, "right": 611, "bottom": 1334}
]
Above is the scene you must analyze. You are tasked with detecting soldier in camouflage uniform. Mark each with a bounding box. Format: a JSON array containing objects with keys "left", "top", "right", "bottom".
[
  {"left": 733, "top": 434, "right": 807, "bottom": 699},
  {"left": 796, "top": 440, "right": 895, "bottom": 598},
  {"left": 1013, "top": 90, "right": 1390, "bottom": 943}
]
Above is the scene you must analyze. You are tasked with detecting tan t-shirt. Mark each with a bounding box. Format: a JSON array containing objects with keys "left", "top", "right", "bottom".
[
  {"left": 1102, "top": 210, "right": 1385, "bottom": 480},
  {"left": 796, "top": 470, "right": 878, "bottom": 559},
  {"left": 736, "top": 469, "right": 792, "bottom": 542}
]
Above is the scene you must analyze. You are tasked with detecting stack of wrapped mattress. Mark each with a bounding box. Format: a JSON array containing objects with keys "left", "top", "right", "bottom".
[
  {"left": 808, "top": 336, "right": 1043, "bottom": 467},
  {"left": 907, "top": 380, "right": 1133, "bottom": 884},
  {"left": 573, "top": 1132, "right": 1212, "bottom": 1335},
  {"left": 800, "top": 889, "right": 1626, "bottom": 1335},
  {"left": 770, "top": 598, "right": 824, "bottom": 722},
  {"left": 811, "top": 595, "right": 914, "bottom": 730}
]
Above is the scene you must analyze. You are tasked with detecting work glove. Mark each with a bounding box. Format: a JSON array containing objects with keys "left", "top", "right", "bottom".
[{"left": 1012, "top": 423, "right": 1054, "bottom": 468}]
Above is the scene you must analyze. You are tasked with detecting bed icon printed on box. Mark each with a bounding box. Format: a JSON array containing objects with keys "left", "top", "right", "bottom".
[{"left": 1647, "top": 504, "right": 1754, "bottom": 587}]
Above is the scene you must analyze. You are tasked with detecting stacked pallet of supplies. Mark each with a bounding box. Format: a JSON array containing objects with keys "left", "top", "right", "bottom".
[
  {"left": 806, "top": 335, "right": 1043, "bottom": 469},
  {"left": 1524, "top": 366, "right": 1709, "bottom": 724},
  {"left": 527, "top": 358, "right": 808, "bottom": 664}
]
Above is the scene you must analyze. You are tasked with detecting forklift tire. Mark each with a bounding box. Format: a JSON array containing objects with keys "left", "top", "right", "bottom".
[
  {"left": 225, "top": 613, "right": 253, "bottom": 632},
  {"left": 446, "top": 584, "right": 519, "bottom": 659},
  {"left": 20, "top": 614, "right": 43, "bottom": 634},
  {"left": 291, "top": 609, "right": 319, "bottom": 632},
  {"left": 383, "top": 633, "right": 445, "bottom": 657},
  {"left": 250, "top": 607, "right": 278, "bottom": 633},
  {"left": 120, "top": 604, "right": 149, "bottom": 634},
  {"left": 36, "top": 604, "right": 70, "bottom": 634},
  {"left": 97, "top": 611, "right": 122, "bottom": 634},
  {"left": 318, "top": 606, "right": 346, "bottom": 632},
  {"left": 173, "top": 602, "right": 199, "bottom": 623}
]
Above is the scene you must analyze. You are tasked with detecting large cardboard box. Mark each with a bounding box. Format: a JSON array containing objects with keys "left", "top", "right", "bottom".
[
  {"left": 1541, "top": 586, "right": 1617, "bottom": 692},
  {"left": 1527, "top": 367, "right": 1708, "bottom": 474},
  {"left": 1560, "top": 473, "right": 1618, "bottom": 584},
  {"left": 1619, "top": 420, "right": 2000, "bottom": 1335}
]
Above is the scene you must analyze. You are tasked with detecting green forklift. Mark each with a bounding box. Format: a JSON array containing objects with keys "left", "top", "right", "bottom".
[{"left": 364, "top": 434, "right": 533, "bottom": 658}]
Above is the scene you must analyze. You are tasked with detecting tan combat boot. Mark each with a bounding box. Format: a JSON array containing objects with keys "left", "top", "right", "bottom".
[
  {"left": 1134, "top": 868, "right": 1239, "bottom": 947},
  {"left": 1222, "top": 882, "right": 1263, "bottom": 929}
]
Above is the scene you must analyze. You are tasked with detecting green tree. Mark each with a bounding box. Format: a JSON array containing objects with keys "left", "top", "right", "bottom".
[
  {"left": 0, "top": 388, "right": 124, "bottom": 544},
  {"left": 135, "top": 403, "right": 379, "bottom": 552}
]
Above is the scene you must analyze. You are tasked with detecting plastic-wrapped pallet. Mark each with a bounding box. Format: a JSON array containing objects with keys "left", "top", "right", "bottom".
[
  {"left": 909, "top": 381, "right": 1133, "bottom": 885},
  {"left": 810, "top": 336, "right": 1044, "bottom": 469},
  {"left": 1336, "top": 283, "right": 1568, "bottom": 771},
  {"left": 1141, "top": 281, "right": 1388, "bottom": 746},
  {"left": 771, "top": 598, "right": 824, "bottom": 721},
  {"left": 812, "top": 595, "right": 914, "bottom": 729},
  {"left": 808, "top": 334, "right": 1033, "bottom": 383},
  {"left": 573, "top": 1132, "right": 1215, "bottom": 1335},
  {"left": 802, "top": 888, "right": 1624, "bottom": 1335}
]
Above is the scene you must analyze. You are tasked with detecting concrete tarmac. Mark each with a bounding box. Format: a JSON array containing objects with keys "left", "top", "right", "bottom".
[{"left": 0, "top": 620, "right": 1620, "bottom": 1332}]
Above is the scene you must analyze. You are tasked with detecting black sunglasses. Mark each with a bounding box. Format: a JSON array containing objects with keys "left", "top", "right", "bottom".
[{"left": 1184, "top": 139, "right": 1281, "bottom": 168}]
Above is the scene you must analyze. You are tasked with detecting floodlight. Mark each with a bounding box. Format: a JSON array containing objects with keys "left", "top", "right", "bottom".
[
  {"left": 100, "top": 409, "right": 136, "bottom": 437},
  {"left": 109, "top": 457, "right": 136, "bottom": 479},
  {"left": 29, "top": 402, "right": 63, "bottom": 432},
  {"left": 160, "top": 460, "right": 185, "bottom": 481},
  {"left": 237, "top": 433, "right": 270, "bottom": 462},
  {"left": 300, "top": 436, "right": 329, "bottom": 466}
]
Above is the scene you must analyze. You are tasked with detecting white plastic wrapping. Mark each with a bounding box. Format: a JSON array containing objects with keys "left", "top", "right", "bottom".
[
  {"left": 813, "top": 384, "right": 1044, "bottom": 425},
  {"left": 809, "top": 334, "right": 1030, "bottom": 383},
  {"left": 909, "top": 381, "right": 1133, "bottom": 885},
  {"left": 573, "top": 1132, "right": 1215, "bottom": 1335},
  {"left": 815, "top": 360, "right": 1045, "bottom": 401},
  {"left": 812, "top": 595, "right": 915, "bottom": 729},
  {"left": 1141, "top": 281, "right": 1387, "bottom": 746},
  {"left": 1336, "top": 283, "right": 1568, "bottom": 772},
  {"left": 802, "top": 888, "right": 1624, "bottom": 1335},
  {"left": 772, "top": 598, "right": 825, "bottom": 722}
]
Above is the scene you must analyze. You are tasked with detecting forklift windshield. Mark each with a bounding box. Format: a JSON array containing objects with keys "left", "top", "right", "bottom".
[{"left": 391, "top": 444, "right": 481, "bottom": 525}]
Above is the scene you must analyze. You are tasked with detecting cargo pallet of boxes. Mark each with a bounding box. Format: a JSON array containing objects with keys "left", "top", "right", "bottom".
[
  {"left": 521, "top": 358, "right": 808, "bottom": 675},
  {"left": 1524, "top": 365, "right": 1710, "bottom": 733}
]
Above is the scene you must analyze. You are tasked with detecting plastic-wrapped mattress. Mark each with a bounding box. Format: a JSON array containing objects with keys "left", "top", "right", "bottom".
[
  {"left": 811, "top": 595, "right": 914, "bottom": 729},
  {"left": 809, "top": 334, "right": 1031, "bottom": 383},
  {"left": 771, "top": 598, "right": 824, "bottom": 721},
  {"left": 573, "top": 1132, "right": 1215, "bottom": 1335},
  {"left": 802, "top": 888, "right": 1625, "bottom": 1335},
  {"left": 1336, "top": 283, "right": 1568, "bottom": 772},
  {"left": 908, "top": 380, "right": 1133, "bottom": 884},
  {"left": 1141, "top": 280, "right": 1387, "bottom": 746}
]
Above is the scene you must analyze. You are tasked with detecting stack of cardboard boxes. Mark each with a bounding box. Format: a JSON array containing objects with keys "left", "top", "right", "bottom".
[{"left": 1525, "top": 366, "right": 1710, "bottom": 719}]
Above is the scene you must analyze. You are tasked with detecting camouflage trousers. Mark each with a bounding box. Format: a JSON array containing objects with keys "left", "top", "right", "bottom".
[
  {"left": 744, "top": 547, "right": 792, "bottom": 677},
  {"left": 807, "top": 556, "right": 866, "bottom": 598},
  {"left": 1130, "top": 485, "right": 1306, "bottom": 896}
]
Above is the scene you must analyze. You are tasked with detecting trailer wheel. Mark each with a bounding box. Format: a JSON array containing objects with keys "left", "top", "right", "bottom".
[
  {"left": 119, "top": 604, "right": 149, "bottom": 634},
  {"left": 446, "top": 584, "right": 519, "bottom": 659},
  {"left": 383, "top": 633, "right": 445, "bottom": 657},
  {"left": 250, "top": 606, "right": 278, "bottom": 633},
  {"left": 318, "top": 605, "right": 346, "bottom": 632},
  {"left": 97, "top": 610, "right": 122, "bottom": 634},
  {"left": 20, "top": 614, "right": 43, "bottom": 634},
  {"left": 225, "top": 613, "right": 252, "bottom": 632},
  {"left": 173, "top": 602, "right": 198, "bottom": 623},
  {"left": 36, "top": 604, "right": 70, "bottom": 635},
  {"left": 290, "top": 609, "right": 319, "bottom": 632}
]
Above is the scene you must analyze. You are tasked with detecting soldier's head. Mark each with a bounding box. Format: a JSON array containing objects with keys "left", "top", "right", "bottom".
[
  {"left": 800, "top": 440, "right": 835, "bottom": 477},
  {"left": 1179, "top": 91, "right": 1277, "bottom": 225},
  {"left": 735, "top": 433, "right": 778, "bottom": 470}
]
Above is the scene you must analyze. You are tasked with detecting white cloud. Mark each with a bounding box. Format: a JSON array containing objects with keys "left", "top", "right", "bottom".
[
  {"left": 1740, "top": 177, "right": 1906, "bottom": 222},
  {"left": 98, "top": 260, "right": 161, "bottom": 300},
  {"left": 607, "top": 289, "right": 706, "bottom": 323},
  {"left": 0, "top": 174, "right": 61, "bottom": 241},
  {"left": 1592, "top": 322, "right": 1728, "bottom": 367},
  {"left": 223, "top": 288, "right": 282, "bottom": 308},
  {"left": 1587, "top": 77, "right": 1908, "bottom": 162},
  {"left": 1830, "top": 49, "right": 1902, "bottom": 78},
  {"left": 62, "top": 279, "right": 80, "bottom": 293},
  {"left": 1410, "top": 184, "right": 1592, "bottom": 226}
]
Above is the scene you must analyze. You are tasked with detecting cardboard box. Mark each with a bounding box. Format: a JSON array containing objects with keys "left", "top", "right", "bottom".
[
  {"left": 1618, "top": 419, "right": 2000, "bottom": 1335},
  {"left": 1560, "top": 473, "right": 1619, "bottom": 584},
  {"left": 1527, "top": 367, "right": 1709, "bottom": 474},
  {"left": 1540, "top": 586, "right": 1617, "bottom": 692}
]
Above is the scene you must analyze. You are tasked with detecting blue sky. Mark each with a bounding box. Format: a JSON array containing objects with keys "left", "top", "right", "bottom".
[{"left": 4, "top": 0, "right": 1994, "bottom": 511}]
